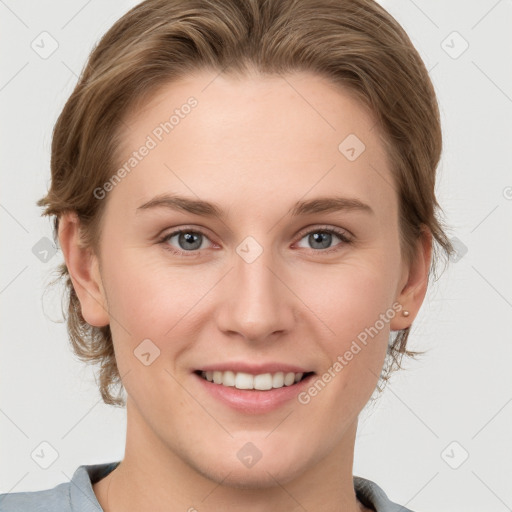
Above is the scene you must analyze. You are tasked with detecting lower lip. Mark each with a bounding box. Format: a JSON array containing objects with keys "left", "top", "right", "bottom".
[{"left": 193, "top": 372, "right": 316, "bottom": 414}]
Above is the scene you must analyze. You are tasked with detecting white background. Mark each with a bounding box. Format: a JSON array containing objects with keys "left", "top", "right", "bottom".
[{"left": 1, "top": 1, "right": 511, "bottom": 511}]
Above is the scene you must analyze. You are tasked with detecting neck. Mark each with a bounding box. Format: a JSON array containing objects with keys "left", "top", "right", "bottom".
[{"left": 94, "top": 398, "right": 369, "bottom": 512}]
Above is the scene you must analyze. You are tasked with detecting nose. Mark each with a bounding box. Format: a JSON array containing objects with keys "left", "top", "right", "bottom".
[{"left": 215, "top": 240, "right": 296, "bottom": 344}]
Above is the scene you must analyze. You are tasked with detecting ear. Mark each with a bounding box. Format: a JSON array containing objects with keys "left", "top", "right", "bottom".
[
  {"left": 58, "top": 212, "right": 110, "bottom": 327},
  {"left": 390, "top": 226, "right": 432, "bottom": 331}
]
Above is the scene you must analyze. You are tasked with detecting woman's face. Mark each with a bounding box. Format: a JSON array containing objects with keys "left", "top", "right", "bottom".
[{"left": 81, "top": 70, "right": 422, "bottom": 486}]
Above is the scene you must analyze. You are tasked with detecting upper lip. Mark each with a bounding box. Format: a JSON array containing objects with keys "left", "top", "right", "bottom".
[{"left": 195, "top": 362, "right": 313, "bottom": 375}]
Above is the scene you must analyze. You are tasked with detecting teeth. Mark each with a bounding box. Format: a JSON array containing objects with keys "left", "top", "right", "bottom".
[
  {"left": 200, "top": 370, "right": 306, "bottom": 390},
  {"left": 272, "top": 372, "right": 284, "bottom": 388},
  {"left": 253, "top": 373, "right": 272, "bottom": 390},
  {"left": 223, "top": 370, "right": 236, "bottom": 386}
]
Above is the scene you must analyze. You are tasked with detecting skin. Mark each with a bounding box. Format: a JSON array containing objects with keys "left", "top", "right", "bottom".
[{"left": 59, "top": 69, "right": 431, "bottom": 512}]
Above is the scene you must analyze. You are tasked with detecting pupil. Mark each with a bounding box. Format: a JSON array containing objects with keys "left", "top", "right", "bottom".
[
  {"left": 181, "top": 232, "right": 200, "bottom": 250},
  {"left": 311, "top": 232, "right": 331, "bottom": 249}
]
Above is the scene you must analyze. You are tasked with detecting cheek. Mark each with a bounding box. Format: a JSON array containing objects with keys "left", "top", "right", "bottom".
[
  {"left": 301, "top": 259, "right": 397, "bottom": 336},
  {"left": 101, "top": 250, "right": 213, "bottom": 357},
  {"left": 295, "top": 265, "right": 395, "bottom": 422},
  {"left": 297, "top": 258, "right": 398, "bottom": 400},
  {"left": 102, "top": 250, "right": 181, "bottom": 327}
]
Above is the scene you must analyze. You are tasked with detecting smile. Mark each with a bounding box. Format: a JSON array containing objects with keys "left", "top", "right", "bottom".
[{"left": 197, "top": 370, "right": 314, "bottom": 390}]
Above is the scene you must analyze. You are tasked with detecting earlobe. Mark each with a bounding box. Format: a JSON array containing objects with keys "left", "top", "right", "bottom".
[
  {"left": 390, "top": 227, "right": 433, "bottom": 331},
  {"left": 58, "top": 212, "right": 110, "bottom": 328}
]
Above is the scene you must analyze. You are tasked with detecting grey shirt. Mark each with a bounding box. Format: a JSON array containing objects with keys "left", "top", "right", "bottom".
[{"left": 0, "top": 461, "right": 416, "bottom": 511}]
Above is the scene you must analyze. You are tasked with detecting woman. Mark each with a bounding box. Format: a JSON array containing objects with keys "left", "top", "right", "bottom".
[{"left": 0, "top": 0, "right": 454, "bottom": 510}]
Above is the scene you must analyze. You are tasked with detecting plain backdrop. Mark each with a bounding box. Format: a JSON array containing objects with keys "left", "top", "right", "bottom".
[{"left": 1, "top": 1, "right": 511, "bottom": 511}]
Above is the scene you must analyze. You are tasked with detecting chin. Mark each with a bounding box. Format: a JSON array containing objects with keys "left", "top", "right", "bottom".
[
  {"left": 191, "top": 449, "right": 309, "bottom": 490},
  {"left": 204, "top": 465, "right": 301, "bottom": 490}
]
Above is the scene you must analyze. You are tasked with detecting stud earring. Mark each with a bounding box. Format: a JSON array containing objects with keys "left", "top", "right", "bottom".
[{"left": 402, "top": 310, "right": 410, "bottom": 317}]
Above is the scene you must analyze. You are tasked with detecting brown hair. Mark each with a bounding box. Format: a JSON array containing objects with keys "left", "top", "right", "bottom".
[{"left": 38, "top": 0, "right": 455, "bottom": 407}]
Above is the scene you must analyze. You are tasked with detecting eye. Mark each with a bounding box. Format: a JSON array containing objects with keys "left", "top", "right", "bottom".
[
  {"left": 159, "top": 228, "right": 213, "bottom": 256},
  {"left": 158, "top": 225, "right": 353, "bottom": 257},
  {"left": 295, "top": 226, "right": 352, "bottom": 254}
]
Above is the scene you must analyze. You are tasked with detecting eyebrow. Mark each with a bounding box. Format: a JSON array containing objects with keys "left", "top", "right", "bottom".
[{"left": 136, "top": 193, "right": 374, "bottom": 218}]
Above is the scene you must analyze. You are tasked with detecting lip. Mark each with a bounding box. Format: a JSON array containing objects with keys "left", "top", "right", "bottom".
[
  {"left": 193, "top": 370, "right": 316, "bottom": 414},
  {"left": 195, "top": 362, "right": 312, "bottom": 375}
]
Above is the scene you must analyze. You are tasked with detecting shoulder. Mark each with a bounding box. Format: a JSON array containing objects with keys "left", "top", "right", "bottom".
[
  {"left": 0, "top": 461, "right": 120, "bottom": 512},
  {"left": 354, "top": 475, "right": 418, "bottom": 512},
  {"left": 0, "top": 481, "right": 71, "bottom": 511}
]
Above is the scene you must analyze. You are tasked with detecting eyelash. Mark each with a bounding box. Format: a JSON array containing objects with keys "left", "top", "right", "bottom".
[{"left": 157, "top": 225, "right": 353, "bottom": 257}]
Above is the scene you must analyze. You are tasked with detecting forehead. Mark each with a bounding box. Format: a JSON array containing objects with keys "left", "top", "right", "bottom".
[{"left": 110, "top": 70, "right": 396, "bottom": 220}]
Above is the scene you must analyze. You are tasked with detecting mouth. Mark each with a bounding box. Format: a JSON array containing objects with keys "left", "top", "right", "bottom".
[{"left": 194, "top": 369, "right": 316, "bottom": 391}]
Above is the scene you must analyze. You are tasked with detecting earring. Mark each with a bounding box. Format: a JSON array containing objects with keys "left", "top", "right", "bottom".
[{"left": 402, "top": 310, "right": 410, "bottom": 317}]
